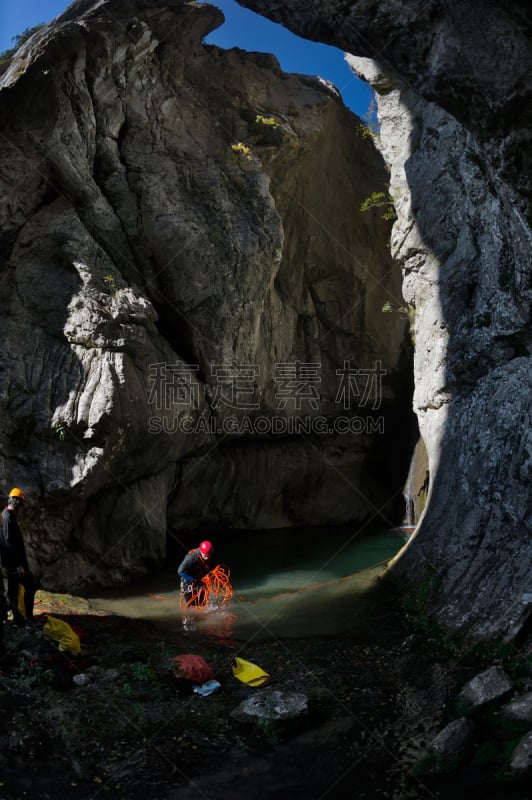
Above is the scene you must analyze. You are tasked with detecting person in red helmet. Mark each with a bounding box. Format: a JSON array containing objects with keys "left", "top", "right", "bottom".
[
  {"left": 177, "top": 540, "right": 213, "bottom": 606},
  {"left": 0, "top": 488, "right": 36, "bottom": 626}
]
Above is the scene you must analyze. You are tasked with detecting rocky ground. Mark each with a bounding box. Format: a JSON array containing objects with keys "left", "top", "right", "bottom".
[{"left": 0, "top": 590, "right": 530, "bottom": 800}]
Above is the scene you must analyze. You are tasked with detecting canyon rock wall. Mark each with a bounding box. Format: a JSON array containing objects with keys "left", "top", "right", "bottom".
[
  {"left": 240, "top": 0, "right": 532, "bottom": 640},
  {"left": 0, "top": 0, "right": 409, "bottom": 590}
]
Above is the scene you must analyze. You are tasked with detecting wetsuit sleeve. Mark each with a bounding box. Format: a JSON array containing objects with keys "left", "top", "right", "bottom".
[{"left": 177, "top": 552, "right": 196, "bottom": 583}]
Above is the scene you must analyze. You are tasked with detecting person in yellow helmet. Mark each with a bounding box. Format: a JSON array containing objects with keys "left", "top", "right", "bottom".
[{"left": 0, "top": 488, "right": 36, "bottom": 626}]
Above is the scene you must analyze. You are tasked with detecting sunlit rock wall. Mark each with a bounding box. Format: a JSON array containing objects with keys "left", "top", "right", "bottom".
[{"left": 239, "top": 0, "right": 532, "bottom": 640}]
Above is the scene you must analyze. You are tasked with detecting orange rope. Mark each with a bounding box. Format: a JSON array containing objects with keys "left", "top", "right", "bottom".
[{"left": 179, "top": 564, "right": 233, "bottom": 610}]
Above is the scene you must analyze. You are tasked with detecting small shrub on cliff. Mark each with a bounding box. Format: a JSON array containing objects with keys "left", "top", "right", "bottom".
[
  {"left": 0, "top": 23, "right": 45, "bottom": 66},
  {"left": 231, "top": 142, "right": 252, "bottom": 160},
  {"left": 103, "top": 273, "right": 118, "bottom": 295},
  {"left": 356, "top": 100, "right": 380, "bottom": 141},
  {"left": 248, "top": 113, "right": 282, "bottom": 147},
  {"left": 229, "top": 142, "right": 255, "bottom": 172},
  {"left": 360, "top": 191, "right": 397, "bottom": 221},
  {"left": 53, "top": 422, "right": 67, "bottom": 442},
  {"left": 382, "top": 301, "right": 416, "bottom": 344},
  {"left": 255, "top": 114, "right": 279, "bottom": 128},
  {"left": 356, "top": 122, "right": 380, "bottom": 142}
]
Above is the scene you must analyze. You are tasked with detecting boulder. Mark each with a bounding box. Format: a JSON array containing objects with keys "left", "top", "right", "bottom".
[
  {"left": 457, "top": 666, "right": 514, "bottom": 714},
  {"left": 414, "top": 717, "right": 474, "bottom": 775},
  {"left": 501, "top": 692, "right": 532, "bottom": 725},
  {"left": 509, "top": 731, "right": 532, "bottom": 776},
  {"left": 231, "top": 688, "right": 308, "bottom": 737}
]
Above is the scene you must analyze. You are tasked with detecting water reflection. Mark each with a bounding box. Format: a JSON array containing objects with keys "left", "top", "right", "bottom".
[
  {"left": 89, "top": 526, "right": 405, "bottom": 642},
  {"left": 182, "top": 606, "right": 239, "bottom": 645}
]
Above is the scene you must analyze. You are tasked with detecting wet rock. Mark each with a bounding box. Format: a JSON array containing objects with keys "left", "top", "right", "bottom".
[
  {"left": 100, "top": 668, "right": 120, "bottom": 683},
  {"left": 501, "top": 692, "right": 532, "bottom": 724},
  {"left": 231, "top": 688, "right": 308, "bottom": 737},
  {"left": 414, "top": 717, "right": 474, "bottom": 775},
  {"left": 430, "top": 718, "right": 474, "bottom": 758},
  {"left": 509, "top": 731, "right": 532, "bottom": 775},
  {"left": 72, "top": 673, "right": 90, "bottom": 687},
  {"left": 457, "top": 666, "right": 513, "bottom": 714},
  {"left": 232, "top": 688, "right": 308, "bottom": 721}
]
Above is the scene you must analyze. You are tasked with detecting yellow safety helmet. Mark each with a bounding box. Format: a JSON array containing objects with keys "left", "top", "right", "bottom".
[{"left": 8, "top": 487, "right": 26, "bottom": 502}]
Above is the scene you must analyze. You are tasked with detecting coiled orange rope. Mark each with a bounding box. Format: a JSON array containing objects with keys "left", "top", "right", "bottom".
[{"left": 179, "top": 564, "right": 233, "bottom": 610}]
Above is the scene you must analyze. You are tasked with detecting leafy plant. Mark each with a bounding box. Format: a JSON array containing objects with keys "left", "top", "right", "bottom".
[
  {"left": 382, "top": 302, "right": 416, "bottom": 343},
  {"left": 360, "top": 191, "right": 396, "bottom": 220},
  {"left": 54, "top": 422, "right": 67, "bottom": 442},
  {"left": 255, "top": 114, "right": 279, "bottom": 128},
  {"left": 129, "top": 661, "right": 157, "bottom": 683},
  {"left": 382, "top": 301, "right": 411, "bottom": 319},
  {"left": 17, "top": 657, "right": 54, "bottom": 686},
  {"left": 231, "top": 142, "right": 252, "bottom": 161},
  {"left": 355, "top": 123, "right": 374, "bottom": 140},
  {"left": 355, "top": 99, "right": 380, "bottom": 140},
  {"left": 103, "top": 274, "right": 118, "bottom": 295}
]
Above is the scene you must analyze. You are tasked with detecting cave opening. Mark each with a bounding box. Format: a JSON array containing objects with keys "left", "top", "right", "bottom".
[{"left": 160, "top": 0, "right": 419, "bottom": 560}]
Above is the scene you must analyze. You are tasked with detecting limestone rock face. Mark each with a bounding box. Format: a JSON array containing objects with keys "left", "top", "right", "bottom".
[
  {"left": 0, "top": 0, "right": 407, "bottom": 589},
  {"left": 357, "top": 62, "right": 532, "bottom": 642},
  {"left": 239, "top": 0, "right": 531, "bottom": 203},
  {"left": 239, "top": 0, "right": 532, "bottom": 641}
]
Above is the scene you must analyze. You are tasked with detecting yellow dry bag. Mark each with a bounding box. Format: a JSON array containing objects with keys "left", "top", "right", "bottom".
[
  {"left": 43, "top": 615, "right": 81, "bottom": 654},
  {"left": 232, "top": 657, "right": 270, "bottom": 687}
]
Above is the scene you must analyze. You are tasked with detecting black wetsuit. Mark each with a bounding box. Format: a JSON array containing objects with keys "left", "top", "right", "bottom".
[
  {"left": 177, "top": 548, "right": 211, "bottom": 604},
  {"left": 0, "top": 507, "right": 36, "bottom": 624}
]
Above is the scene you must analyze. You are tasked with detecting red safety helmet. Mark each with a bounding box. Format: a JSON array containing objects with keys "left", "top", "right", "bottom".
[{"left": 199, "top": 540, "right": 213, "bottom": 557}]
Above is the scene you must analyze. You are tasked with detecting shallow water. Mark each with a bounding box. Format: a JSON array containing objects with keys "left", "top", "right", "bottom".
[{"left": 89, "top": 525, "right": 408, "bottom": 642}]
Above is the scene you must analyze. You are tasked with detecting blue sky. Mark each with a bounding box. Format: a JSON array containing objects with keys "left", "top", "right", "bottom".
[{"left": 0, "top": 0, "right": 372, "bottom": 117}]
